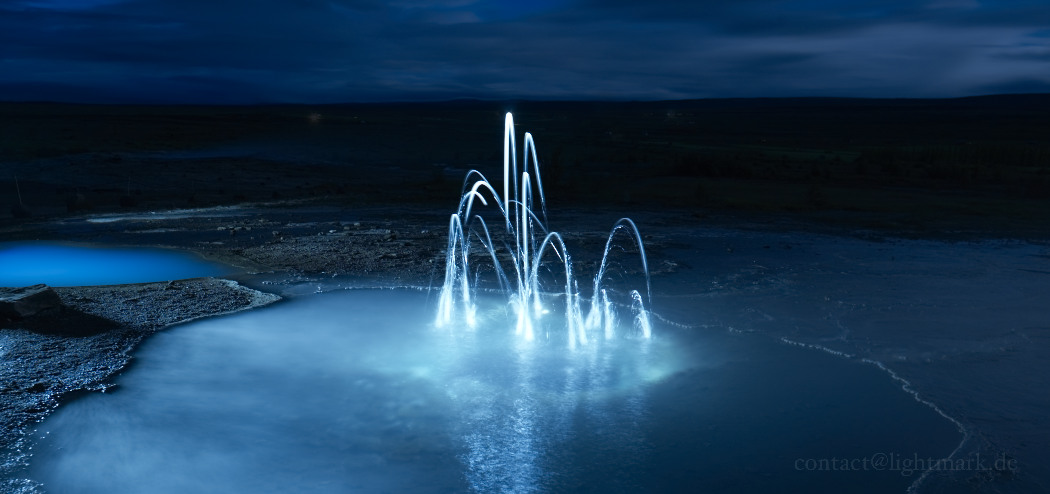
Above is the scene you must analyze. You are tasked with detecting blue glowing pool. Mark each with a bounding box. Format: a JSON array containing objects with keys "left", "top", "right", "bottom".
[
  {"left": 16, "top": 289, "right": 959, "bottom": 493},
  {"left": 0, "top": 242, "right": 230, "bottom": 287}
]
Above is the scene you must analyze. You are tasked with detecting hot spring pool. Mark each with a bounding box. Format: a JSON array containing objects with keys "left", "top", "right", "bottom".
[
  {"left": 16, "top": 289, "right": 959, "bottom": 493},
  {"left": 0, "top": 242, "right": 230, "bottom": 287}
]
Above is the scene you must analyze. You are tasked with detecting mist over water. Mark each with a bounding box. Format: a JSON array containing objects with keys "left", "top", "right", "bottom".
[{"left": 20, "top": 288, "right": 958, "bottom": 493}]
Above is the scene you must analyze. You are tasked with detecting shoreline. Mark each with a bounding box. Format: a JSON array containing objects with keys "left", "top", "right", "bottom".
[
  {"left": 1, "top": 277, "right": 280, "bottom": 490},
  {"left": 2, "top": 201, "right": 1045, "bottom": 493}
]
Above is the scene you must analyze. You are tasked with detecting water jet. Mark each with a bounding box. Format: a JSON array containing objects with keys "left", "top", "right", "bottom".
[{"left": 436, "top": 113, "right": 652, "bottom": 347}]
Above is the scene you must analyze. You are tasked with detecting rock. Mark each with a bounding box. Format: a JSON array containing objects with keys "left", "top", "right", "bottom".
[{"left": 0, "top": 284, "right": 64, "bottom": 321}]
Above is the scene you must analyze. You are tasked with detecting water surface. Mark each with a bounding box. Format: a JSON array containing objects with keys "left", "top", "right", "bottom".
[
  {"left": 0, "top": 242, "right": 229, "bottom": 287},
  {"left": 22, "top": 289, "right": 959, "bottom": 493}
]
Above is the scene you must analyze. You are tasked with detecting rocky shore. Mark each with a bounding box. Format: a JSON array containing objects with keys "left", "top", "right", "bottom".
[
  {"left": 0, "top": 198, "right": 690, "bottom": 477},
  {"left": 0, "top": 278, "right": 279, "bottom": 485}
]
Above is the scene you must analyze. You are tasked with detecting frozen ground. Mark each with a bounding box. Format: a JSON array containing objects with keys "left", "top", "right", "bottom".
[{"left": 653, "top": 225, "right": 1049, "bottom": 492}]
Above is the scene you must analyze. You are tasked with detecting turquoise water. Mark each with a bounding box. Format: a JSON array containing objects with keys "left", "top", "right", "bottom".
[{"left": 0, "top": 242, "right": 229, "bottom": 287}]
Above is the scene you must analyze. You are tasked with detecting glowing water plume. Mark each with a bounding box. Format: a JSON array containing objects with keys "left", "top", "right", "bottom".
[{"left": 436, "top": 113, "right": 651, "bottom": 347}]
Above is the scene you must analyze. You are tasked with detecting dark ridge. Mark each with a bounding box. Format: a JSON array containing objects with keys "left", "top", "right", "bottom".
[{"left": 2, "top": 95, "right": 1048, "bottom": 235}]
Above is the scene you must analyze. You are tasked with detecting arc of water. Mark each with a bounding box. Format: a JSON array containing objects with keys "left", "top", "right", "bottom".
[
  {"left": 586, "top": 218, "right": 652, "bottom": 337},
  {"left": 503, "top": 114, "right": 549, "bottom": 233},
  {"left": 439, "top": 112, "right": 653, "bottom": 346},
  {"left": 530, "top": 232, "right": 585, "bottom": 348},
  {"left": 504, "top": 200, "right": 550, "bottom": 236},
  {"left": 522, "top": 132, "right": 548, "bottom": 227},
  {"left": 503, "top": 113, "right": 516, "bottom": 233},
  {"left": 460, "top": 170, "right": 493, "bottom": 202},
  {"left": 436, "top": 214, "right": 468, "bottom": 327},
  {"left": 516, "top": 172, "right": 533, "bottom": 335},
  {"left": 466, "top": 215, "right": 513, "bottom": 298}
]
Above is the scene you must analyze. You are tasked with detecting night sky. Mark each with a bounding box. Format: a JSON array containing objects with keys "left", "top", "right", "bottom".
[{"left": 2, "top": 0, "right": 1049, "bottom": 104}]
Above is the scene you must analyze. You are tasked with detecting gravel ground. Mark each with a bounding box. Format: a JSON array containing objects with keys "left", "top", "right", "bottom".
[{"left": 0, "top": 278, "right": 279, "bottom": 488}]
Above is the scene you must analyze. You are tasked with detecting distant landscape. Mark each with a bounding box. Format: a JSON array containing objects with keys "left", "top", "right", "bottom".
[{"left": 3, "top": 94, "right": 1049, "bottom": 236}]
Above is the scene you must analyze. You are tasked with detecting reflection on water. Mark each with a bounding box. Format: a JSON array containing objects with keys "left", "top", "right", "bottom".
[
  {"left": 451, "top": 325, "right": 657, "bottom": 493},
  {"left": 19, "top": 290, "right": 958, "bottom": 493},
  {"left": 0, "top": 242, "right": 228, "bottom": 287}
]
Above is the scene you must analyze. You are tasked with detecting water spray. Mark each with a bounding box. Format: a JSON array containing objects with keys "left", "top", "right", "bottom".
[{"left": 437, "top": 113, "right": 652, "bottom": 347}]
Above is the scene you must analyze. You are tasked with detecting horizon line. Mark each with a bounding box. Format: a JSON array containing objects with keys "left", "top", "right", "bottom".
[{"left": 2, "top": 92, "right": 1050, "bottom": 107}]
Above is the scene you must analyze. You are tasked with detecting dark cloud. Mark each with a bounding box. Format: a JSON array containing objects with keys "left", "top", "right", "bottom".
[
  {"left": 978, "top": 78, "right": 1050, "bottom": 95},
  {"left": 0, "top": 75, "right": 267, "bottom": 104},
  {"left": 565, "top": 0, "right": 935, "bottom": 35},
  {"left": 0, "top": 0, "right": 1047, "bottom": 103},
  {"left": 996, "top": 50, "right": 1050, "bottom": 61}
]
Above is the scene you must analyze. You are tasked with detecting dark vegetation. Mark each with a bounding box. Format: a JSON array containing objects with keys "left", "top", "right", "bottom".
[{"left": 2, "top": 95, "right": 1049, "bottom": 235}]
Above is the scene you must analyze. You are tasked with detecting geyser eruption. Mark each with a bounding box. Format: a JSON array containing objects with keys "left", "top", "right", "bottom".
[{"left": 436, "top": 113, "right": 652, "bottom": 347}]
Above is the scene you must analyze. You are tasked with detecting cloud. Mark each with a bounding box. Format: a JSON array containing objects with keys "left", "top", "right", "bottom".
[
  {"left": 1, "top": 0, "right": 1048, "bottom": 102},
  {"left": 977, "top": 78, "right": 1050, "bottom": 94}
]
